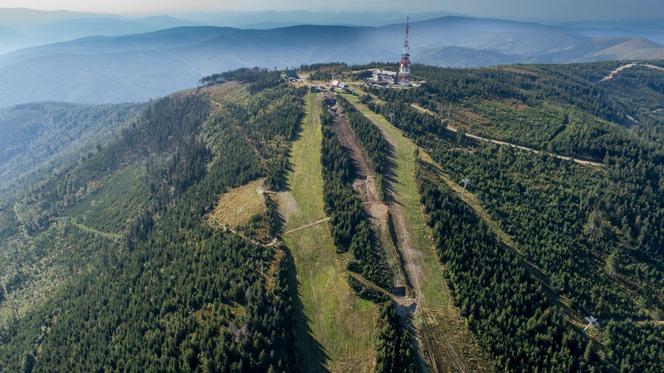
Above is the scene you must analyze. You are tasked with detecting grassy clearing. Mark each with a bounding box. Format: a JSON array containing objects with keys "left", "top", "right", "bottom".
[
  {"left": 343, "top": 93, "right": 447, "bottom": 308},
  {"left": 208, "top": 178, "right": 266, "bottom": 228},
  {"left": 200, "top": 82, "right": 249, "bottom": 109},
  {"left": 277, "top": 93, "right": 377, "bottom": 373},
  {"left": 343, "top": 92, "right": 495, "bottom": 372}
]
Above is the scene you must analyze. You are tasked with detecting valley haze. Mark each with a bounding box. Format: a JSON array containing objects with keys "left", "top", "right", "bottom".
[{"left": 0, "top": 12, "right": 662, "bottom": 107}]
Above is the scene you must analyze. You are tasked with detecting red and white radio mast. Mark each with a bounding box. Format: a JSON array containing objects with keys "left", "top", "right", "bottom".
[{"left": 397, "top": 16, "right": 411, "bottom": 84}]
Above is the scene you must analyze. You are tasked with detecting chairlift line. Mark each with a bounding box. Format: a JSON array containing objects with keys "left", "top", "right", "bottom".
[
  {"left": 583, "top": 316, "right": 598, "bottom": 332},
  {"left": 461, "top": 178, "right": 471, "bottom": 197}
]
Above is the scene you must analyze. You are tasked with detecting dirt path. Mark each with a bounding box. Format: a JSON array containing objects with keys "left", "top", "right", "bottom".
[
  {"left": 365, "top": 117, "right": 425, "bottom": 298},
  {"left": 329, "top": 102, "right": 385, "bottom": 218},
  {"left": 372, "top": 121, "right": 462, "bottom": 373},
  {"left": 327, "top": 100, "right": 418, "bottom": 301},
  {"left": 600, "top": 62, "right": 664, "bottom": 82},
  {"left": 12, "top": 203, "right": 31, "bottom": 241},
  {"left": 641, "top": 64, "right": 664, "bottom": 72},
  {"left": 410, "top": 104, "right": 605, "bottom": 168},
  {"left": 329, "top": 105, "right": 366, "bottom": 175},
  {"left": 283, "top": 217, "right": 331, "bottom": 235},
  {"left": 206, "top": 208, "right": 278, "bottom": 248},
  {"left": 466, "top": 133, "right": 604, "bottom": 167},
  {"left": 224, "top": 224, "right": 277, "bottom": 248},
  {"left": 54, "top": 217, "right": 123, "bottom": 243},
  {"left": 327, "top": 100, "right": 407, "bottom": 288},
  {"left": 361, "top": 104, "right": 436, "bottom": 305},
  {"left": 348, "top": 272, "right": 392, "bottom": 298},
  {"left": 329, "top": 104, "right": 384, "bottom": 205},
  {"left": 344, "top": 94, "right": 495, "bottom": 372},
  {"left": 600, "top": 63, "right": 638, "bottom": 81},
  {"left": 390, "top": 204, "right": 422, "bottom": 293}
]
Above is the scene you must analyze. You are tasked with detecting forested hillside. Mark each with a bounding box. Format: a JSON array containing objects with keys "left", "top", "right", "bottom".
[
  {"left": 1, "top": 61, "right": 663, "bottom": 372},
  {"left": 359, "top": 61, "right": 664, "bottom": 371},
  {"left": 0, "top": 71, "right": 307, "bottom": 371},
  {"left": 320, "top": 106, "right": 394, "bottom": 290},
  {"left": 417, "top": 170, "right": 593, "bottom": 370},
  {"left": 0, "top": 102, "right": 144, "bottom": 201}
]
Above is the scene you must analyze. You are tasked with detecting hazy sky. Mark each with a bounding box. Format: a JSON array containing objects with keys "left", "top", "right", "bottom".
[{"left": 1, "top": 0, "right": 663, "bottom": 20}]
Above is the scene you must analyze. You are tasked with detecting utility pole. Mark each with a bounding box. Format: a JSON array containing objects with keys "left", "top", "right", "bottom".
[
  {"left": 583, "top": 316, "right": 598, "bottom": 332},
  {"left": 461, "top": 178, "right": 470, "bottom": 197}
]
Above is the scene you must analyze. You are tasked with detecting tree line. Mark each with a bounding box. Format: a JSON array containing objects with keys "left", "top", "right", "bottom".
[{"left": 199, "top": 68, "right": 284, "bottom": 93}]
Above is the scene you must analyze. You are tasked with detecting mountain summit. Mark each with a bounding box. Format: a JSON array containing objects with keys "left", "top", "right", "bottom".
[{"left": 0, "top": 16, "right": 661, "bottom": 108}]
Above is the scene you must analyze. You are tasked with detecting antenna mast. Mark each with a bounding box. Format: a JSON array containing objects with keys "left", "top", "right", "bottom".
[
  {"left": 404, "top": 16, "right": 410, "bottom": 56},
  {"left": 397, "top": 16, "right": 411, "bottom": 85}
]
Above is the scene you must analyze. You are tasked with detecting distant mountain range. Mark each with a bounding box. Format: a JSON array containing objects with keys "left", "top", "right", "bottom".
[
  {"left": 0, "top": 8, "right": 196, "bottom": 54},
  {"left": 560, "top": 19, "right": 664, "bottom": 44},
  {"left": 0, "top": 8, "right": 464, "bottom": 54},
  {"left": 0, "top": 15, "right": 662, "bottom": 107}
]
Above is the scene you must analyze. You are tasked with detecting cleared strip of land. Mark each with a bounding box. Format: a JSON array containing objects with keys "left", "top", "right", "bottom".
[
  {"left": 374, "top": 98, "right": 613, "bottom": 332},
  {"left": 276, "top": 93, "right": 377, "bottom": 373},
  {"left": 56, "top": 217, "right": 123, "bottom": 242},
  {"left": 410, "top": 104, "right": 604, "bottom": 168},
  {"left": 327, "top": 100, "right": 409, "bottom": 290},
  {"left": 416, "top": 153, "right": 589, "bottom": 327},
  {"left": 600, "top": 62, "right": 664, "bottom": 82},
  {"left": 343, "top": 93, "right": 495, "bottom": 373}
]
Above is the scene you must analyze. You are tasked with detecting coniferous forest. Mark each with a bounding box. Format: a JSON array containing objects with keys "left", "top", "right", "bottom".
[
  {"left": 1, "top": 74, "right": 305, "bottom": 372},
  {"left": 1, "top": 61, "right": 663, "bottom": 372}
]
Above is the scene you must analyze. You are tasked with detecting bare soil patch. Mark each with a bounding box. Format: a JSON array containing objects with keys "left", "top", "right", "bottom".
[{"left": 330, "top": 104, "right": 387, "bottom": 225}]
